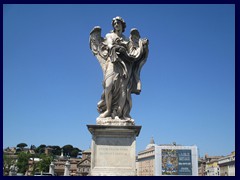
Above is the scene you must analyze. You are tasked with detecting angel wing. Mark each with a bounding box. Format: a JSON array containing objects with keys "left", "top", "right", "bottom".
[
  {"left": 129, "top": 30, "right": 149, "bottom": 95},
  {"left": 89, "top": 26, "right": 107, "bottom": 73}
]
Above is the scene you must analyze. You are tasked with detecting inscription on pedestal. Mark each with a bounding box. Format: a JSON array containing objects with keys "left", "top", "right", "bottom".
[
  {"left": 87, "top": 125, "right": 141, "bottom": 176},
  {"left": 96, "top": 146, "right": 131, "bottom": 167}
]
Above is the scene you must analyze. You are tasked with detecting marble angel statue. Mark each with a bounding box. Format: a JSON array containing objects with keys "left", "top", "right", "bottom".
[{"left": 89, "top": 16, "right": 149, "bottom": 123}]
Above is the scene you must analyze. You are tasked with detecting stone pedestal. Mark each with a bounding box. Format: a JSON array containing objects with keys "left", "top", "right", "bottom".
[{"left": 87, "top": 125, "right": 141, "bottom": 176}]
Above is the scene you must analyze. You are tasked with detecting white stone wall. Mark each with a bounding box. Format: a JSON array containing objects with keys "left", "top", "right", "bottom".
[
  {"left": 228, "top": 164, "right": 235, "bottom": 176},
  {"left": 206, "top": 166, "right": 219, "bottom": 176}
]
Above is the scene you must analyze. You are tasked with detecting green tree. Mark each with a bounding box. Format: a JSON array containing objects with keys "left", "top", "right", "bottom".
[
  {"left": 62, "top": 145, "right": 73, "bottom": 155},
  {"left": 29, "top": 155, "right": 38, "bottom": 176},
  {"left": 70, "top": 148, "right": 81, "bottom": 158},
  {"left": 36, "top": 154, "right": 52, "bottom": 173},
  {"left": 62, "top": 145, "right": 82, "bottom": 158},
  {"left": 16, "top": 152, "right": 30, "bottom": 174},
  {"left": 3, "top": 154, "right": 15, "bottom": 176},
  {"left": 48, "top": 145, "right": 61, "bottom": 156},
  {"left": 35, "top": 144, "right": 46, "bottom": 154},
  {"left": 16, "top": 143, "right": 28, "bottom": 151},
  {"left": 30, "top": 145, "right": 36, "bottom": 150}
]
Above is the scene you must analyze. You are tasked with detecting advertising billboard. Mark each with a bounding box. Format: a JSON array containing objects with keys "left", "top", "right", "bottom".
[{"left": 155, "top": 145, "right": 198, "bottom": 176}]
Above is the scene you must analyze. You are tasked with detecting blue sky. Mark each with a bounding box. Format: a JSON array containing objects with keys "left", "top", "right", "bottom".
[{"left": 3, "top": 4, "right": 235, "bottom": 157}]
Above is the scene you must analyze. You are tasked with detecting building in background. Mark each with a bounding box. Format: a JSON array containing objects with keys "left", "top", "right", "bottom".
[
  {"left": 198, "top": 157, "right": 206, "bottom": 176},
  {"left": 137, "top": 139, "right": 198, "bottom": 176},
  {"left": 218, "top": 151, "right": 235, "bottom": 176},
  {"left": 26, "top": 157, "right": 41, "bottom": 176},
  {"left": 137, "top": 138, "right": 155, "bottom": 176},
  {"left": 77, "top": 149, "right": 91, "bottom": 176},
  {"left": 155, "top": 144, "right": 198, "bottom": 176},
  {"left": 44, "top": 147, "right": 53, "bottom": 156},
  {"left": 53, "top": 151, "right": 81, "bottom": 176},
  {"left": 204, "top": 154, "right": 223, "bottom": 176}
]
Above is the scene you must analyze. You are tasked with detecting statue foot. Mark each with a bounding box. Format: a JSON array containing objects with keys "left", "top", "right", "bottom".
[
  {"left": 99, "top": 110, "right": 111, "bottom": 118},
  {"left": 123, "top": 115, "right": 132, "bottom": 120},
  {"left": 116, "top": 107, "right": 123, "bottom": 117},
  {"left": 114, "top": 116, "right": 119, "bottom": 119}
]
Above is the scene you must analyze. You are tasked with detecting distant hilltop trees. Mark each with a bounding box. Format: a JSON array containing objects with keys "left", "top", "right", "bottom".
[{"left": 4, "top": 143, "right": 82, "bottom": 158}]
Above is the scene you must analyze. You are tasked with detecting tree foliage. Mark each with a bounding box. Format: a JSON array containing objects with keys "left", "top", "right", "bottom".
[
  {"left": 48, "top": 145, "right": 61, "bottom": 156},
  {"left": 16, "top": 152, "right": 31, "bottom": 174},
  {"left": 62, "top": 145, "right": 82, "bottom": 158},
  {"left": 70, "top": 148, "right": 81, "bottom": 157},
  {"left": 3, "top": 155, "right": 15, "bottom": 176},
  {"left": 11, "top": 142, "right": 83, "bottom": 176},
  {"left": 36, "top": 154, "right": 52, "bottom": 173},
  {"left": 35, "top": 144, "right": 46, "bottom": 154},
  {"left": 16, "top": 143, "right": 28, "bottom": 151},
  {"left": 30, "top": 145, "right": 36, "bottom": 150},
  {"left": 62, "top": 145, "right": 73, "bottom": 155}
]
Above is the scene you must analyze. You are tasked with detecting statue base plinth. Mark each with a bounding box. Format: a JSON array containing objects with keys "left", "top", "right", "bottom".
[
  {"left": 96, "top": 117, "right": 135, "bottom": 126},
  {"left": 87, "top": 124, "right": 141, "bottom": 176}
]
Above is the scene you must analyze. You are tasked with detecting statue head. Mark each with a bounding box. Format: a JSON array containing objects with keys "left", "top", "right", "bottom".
[
  {"left": 90, "top": 26, "right": 101, "bottom": 36},
  {"left": 112, "top": 16, "right": 126, "bottom": 33},
  {"left": 130, "top": 28, "right": 140, "bottom": 38},
  {"left": 130, "top": 28, "right": 140, "bottom": 43},
  {"left": 90, "top": 26, "right": 102, "bottom": 42}
]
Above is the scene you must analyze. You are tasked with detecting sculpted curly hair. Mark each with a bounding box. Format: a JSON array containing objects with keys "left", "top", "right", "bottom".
[{"left": 111, "top": 16, "right": 126, "bottom": 32}]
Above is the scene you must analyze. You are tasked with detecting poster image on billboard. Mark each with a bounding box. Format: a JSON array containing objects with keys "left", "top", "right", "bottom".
[
  {"left": 162, "top": 149, "right": 178, "bottom": 175},
  {"left": 161, "top": 149, "right": 192, "bottom": 175}
]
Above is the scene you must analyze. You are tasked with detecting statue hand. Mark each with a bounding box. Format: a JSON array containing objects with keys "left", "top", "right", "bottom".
[
  {"left": 118, "top": 47, "right": 125, "bottom": 53},
  {"left": 115, "top": 37, "right": 122, "bottom": 44},
  {"left": 142, "top": 38, "right": 149, "bottom": 45}
]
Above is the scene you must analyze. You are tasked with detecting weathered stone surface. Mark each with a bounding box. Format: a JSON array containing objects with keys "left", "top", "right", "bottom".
[
  {"left": 90, "top": 16, "right": 149, "bottom": 121},
  {"left": 87, "top": 16, "right": 145, "bottom": 176},
  {"left": 87, "top": 125, "right": 141, "bottom": 176},
  {"left": 96, "top": 116, "right": 135, "bottom": 126}
]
